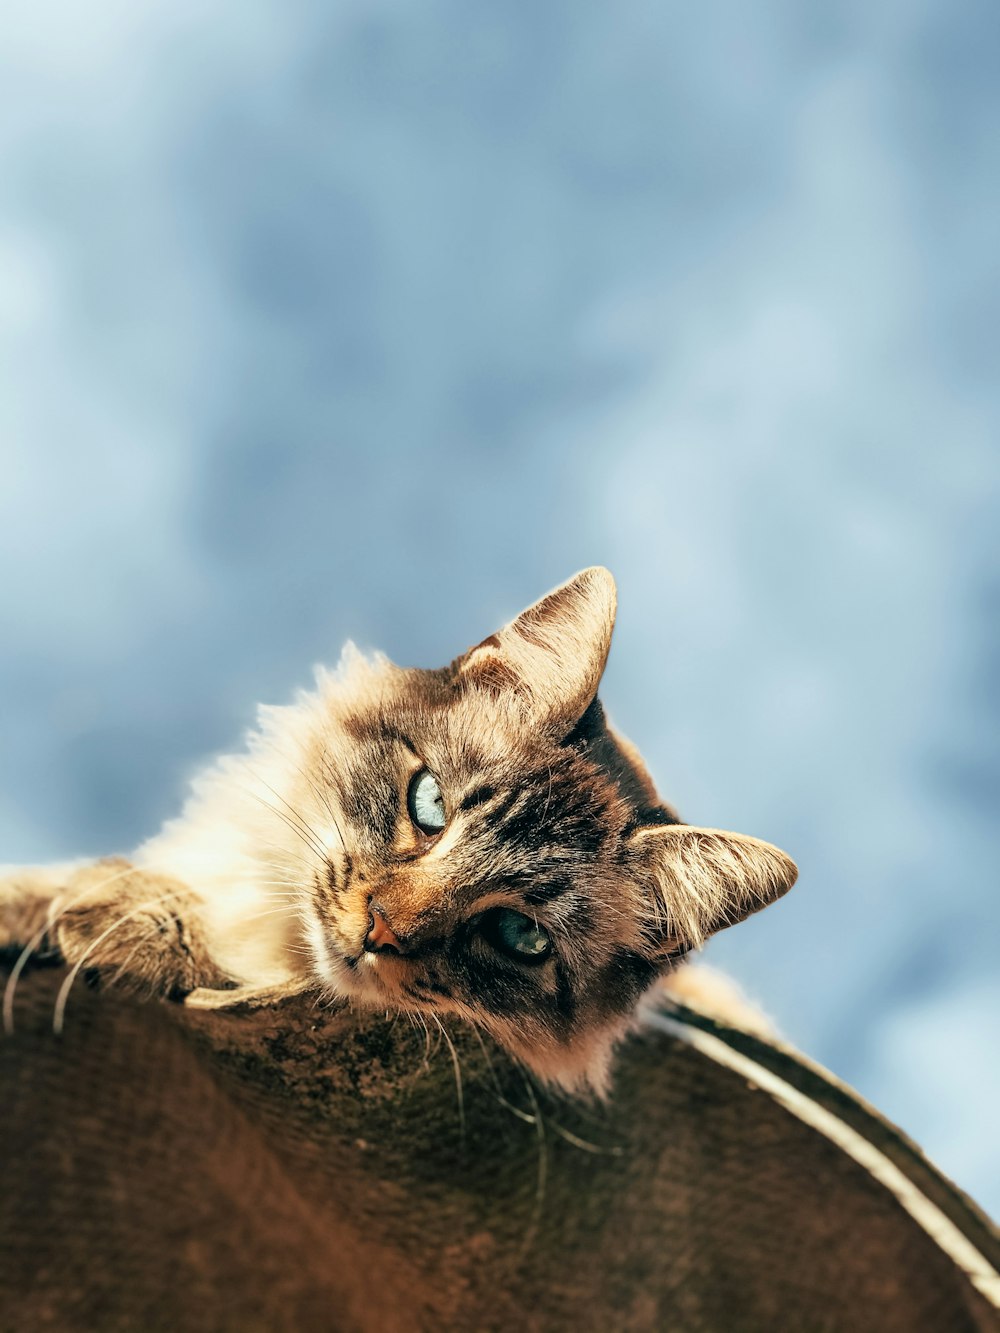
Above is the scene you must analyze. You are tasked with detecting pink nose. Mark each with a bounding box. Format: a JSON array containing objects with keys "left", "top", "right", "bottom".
[{"left": 364, "top": 907, "right": 403, "bottom": 955}]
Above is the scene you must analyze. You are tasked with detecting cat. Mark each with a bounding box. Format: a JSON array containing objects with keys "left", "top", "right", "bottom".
[{"left": 0, "top": 568, "right": 796, "bottom": 1092}]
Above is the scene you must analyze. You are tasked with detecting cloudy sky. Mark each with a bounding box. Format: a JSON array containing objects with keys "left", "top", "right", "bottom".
[{"left": 2, "top": 1, "right": 998, "bottom": 1211}]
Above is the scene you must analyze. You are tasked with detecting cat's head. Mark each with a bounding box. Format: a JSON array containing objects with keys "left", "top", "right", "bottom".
[{"left": 292, "top": 568, "right": 796, "bottom": 1092}]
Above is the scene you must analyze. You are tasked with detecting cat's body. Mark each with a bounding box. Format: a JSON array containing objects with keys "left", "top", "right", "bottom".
[{"left": 1, "top": 569, "right": 796, "bottom": 1090}]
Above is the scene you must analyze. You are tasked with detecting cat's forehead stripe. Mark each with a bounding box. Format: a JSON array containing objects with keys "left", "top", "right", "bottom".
[
  {"left": 522, "top": 875, "right": 574, "bottom": 906},
  {"left": 342, "top": 712, "right": 426, "bottom": 763},
  {"left": 457, "top": 784, "right": 496, "bottom": 813}
]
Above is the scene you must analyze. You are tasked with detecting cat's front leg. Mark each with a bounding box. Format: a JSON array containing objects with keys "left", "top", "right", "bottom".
[
  {"left": 1, "top": 859, "right": 230, "bottom": 998},
  {"left": 0, "top": 862, "right": 83, "bottom": 955}
]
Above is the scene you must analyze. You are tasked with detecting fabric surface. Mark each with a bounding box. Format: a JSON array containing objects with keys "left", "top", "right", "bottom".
[{"left": 1, "top": 967, "right": 997, "bottom": 1332}]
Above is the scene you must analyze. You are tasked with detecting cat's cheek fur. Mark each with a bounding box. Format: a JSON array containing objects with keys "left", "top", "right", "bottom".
[
  {"left": 485, "top": 1016, "right": 628, "bottom": 1098},
  {"left": 304, "top": 913, "right": 350, "bottom": 991}
]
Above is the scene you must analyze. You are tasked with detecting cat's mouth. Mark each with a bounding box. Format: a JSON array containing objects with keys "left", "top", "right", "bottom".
[
  {"left": 342, "top": 953, "right": 415, "bottom": 1008},
  {"left": 306, "top": 917, "right": 408, "bottom": 1004}
]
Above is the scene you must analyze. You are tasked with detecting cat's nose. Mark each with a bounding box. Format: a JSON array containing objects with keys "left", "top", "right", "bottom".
[{"left": 364, "top": 906, "right": 403, "bottom": 955}]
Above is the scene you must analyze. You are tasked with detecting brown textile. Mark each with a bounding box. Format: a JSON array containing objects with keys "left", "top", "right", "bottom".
[{"left": 1, "top": 969, "right": 997, "bottom": 1332}]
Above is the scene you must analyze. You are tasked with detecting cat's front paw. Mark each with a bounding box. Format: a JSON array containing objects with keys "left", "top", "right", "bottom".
[{"left": 52, "top": 862, "right": 208, "bottom": 998}]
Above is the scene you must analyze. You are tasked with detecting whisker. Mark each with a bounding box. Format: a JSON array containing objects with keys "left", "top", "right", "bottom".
[
  {"left": 247, "top": 792, "right": 327, "bottom": 862},
  {"left": 296, "top": 760, "right": 348, "bottom": 856},
  {"left": 51, "top": 886, "right": 189, "bottom": 1034},
  {"left": 547, "top": 1120, "right": 623, "bottom": 1157},
  {"left": 239, "top": 774, "right": 329, "bottom": 864},
  {"left": 431, "top": 1014, "right": 465, "bottom": 1139},
  {"left": 468, "top": 1027, "right": 541, "bottom": 1126},
  {"left": 518, "top": 1073, "right": 548, "bottom": 1260},
  {"left": 254, "top": 774, "right": 332, "bottom": 862},
  {"left": 255, "top": 842, "right": 315, "bottom": 871},
  {"left": 3, "top": 859, "right": 174, "bottom": 1035},
  {"left": 233, "top": 904, "right": 302, "bottom": 926}
]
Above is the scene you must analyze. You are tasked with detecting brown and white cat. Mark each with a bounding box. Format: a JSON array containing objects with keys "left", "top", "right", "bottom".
[{"left": 0, "top": 568, "right": 796, "bottom": 1091}]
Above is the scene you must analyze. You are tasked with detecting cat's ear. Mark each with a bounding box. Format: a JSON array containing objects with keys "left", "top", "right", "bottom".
[
  {"left": 625, "top": 824, "right": 797, "bottom": 958},
  {"left": 456, "top": 567, "right": 617, "bottom": 734}
]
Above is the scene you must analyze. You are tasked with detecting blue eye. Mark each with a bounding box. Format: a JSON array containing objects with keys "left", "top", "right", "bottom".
[
  {"left": 407, "top": 769, "right": 446, "bottom": 835},
  {"left": 481, "top": 908, "right": 552, "bottom": 963}
]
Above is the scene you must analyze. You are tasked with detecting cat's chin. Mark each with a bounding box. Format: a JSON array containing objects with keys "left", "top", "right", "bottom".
[
  {"left": 303, "top": 915, "right": 396, "bottom": 1005},
  {"left": 304, "top": 916, "right": 360, "bottom": 990}
]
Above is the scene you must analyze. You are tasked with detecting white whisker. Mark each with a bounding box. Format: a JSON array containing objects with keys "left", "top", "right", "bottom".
[
  {"left": 3, "top": 858, "right": 176, "bottom": 1035},
  {"left": 51, "top": 886, "right": 188, "bottom": 1034},
  {"left": 432, "top": 1015, "right": 466, "bottom": 1139}
]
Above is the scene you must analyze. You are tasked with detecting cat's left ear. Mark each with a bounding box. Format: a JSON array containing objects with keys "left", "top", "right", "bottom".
[
  {"left": 456, "top": 567, "right": 617, "bottom": 735},
  {"left": 625, "top": 824, "right": 798, "bottom": 958}
]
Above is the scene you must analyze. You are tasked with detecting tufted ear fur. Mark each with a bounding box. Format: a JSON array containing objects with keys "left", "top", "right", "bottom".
[
  {"left": 625, "top": 825, "right": 798, "bottom": 958},
  {"left": 455, "top": 567, "right": 617, "bottom": 736}
]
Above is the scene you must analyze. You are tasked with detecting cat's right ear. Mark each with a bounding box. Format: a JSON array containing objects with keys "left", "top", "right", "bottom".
[
  {"left": 454, "top": 567, "right": 617, "bottom": 736},
  {"left": 624, "top": 824, "right": 798, "bottom": 958}
]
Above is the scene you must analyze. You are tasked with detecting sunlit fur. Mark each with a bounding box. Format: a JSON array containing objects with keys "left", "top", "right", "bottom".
[{"left": 1, "top": 569, "right": 797, "bottom": 1093}]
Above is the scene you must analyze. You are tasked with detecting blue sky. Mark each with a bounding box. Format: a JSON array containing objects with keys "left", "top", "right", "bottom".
[{"left": 2, "top": 1, "right": 998, "bottom": 1211}]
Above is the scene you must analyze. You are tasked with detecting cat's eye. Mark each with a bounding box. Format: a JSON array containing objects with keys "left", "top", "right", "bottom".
[
  {"left": 407, "top": 769, "right": 446, "bottom": 836},
  {"left": 480, "top": 908, "right": 552, "bottom": 964}
]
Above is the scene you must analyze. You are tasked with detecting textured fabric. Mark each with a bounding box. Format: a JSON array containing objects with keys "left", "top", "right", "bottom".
[{"left": 1, "top": 968, "right": 997, "bottom": 1332}]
